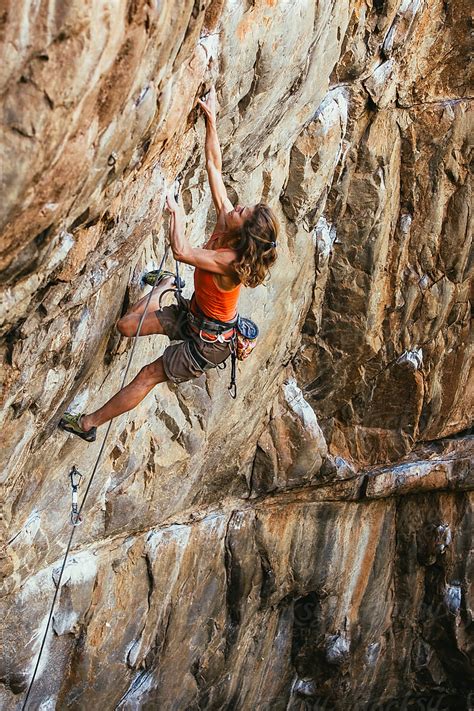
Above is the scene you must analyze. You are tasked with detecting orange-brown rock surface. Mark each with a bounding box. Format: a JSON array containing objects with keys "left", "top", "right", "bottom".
[{"left": 0, "top": 1, "right": 472, "bottom": 709}]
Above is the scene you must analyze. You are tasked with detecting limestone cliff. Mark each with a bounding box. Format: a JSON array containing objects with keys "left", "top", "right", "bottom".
[{"left": 0, "top": 1, "right": 472, "bottom": 709}]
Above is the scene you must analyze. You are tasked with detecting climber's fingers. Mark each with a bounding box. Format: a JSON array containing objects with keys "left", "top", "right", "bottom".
[
  {"left": 197, "top": 85, "right": 217, "bottom": 121},
  {"left": 165, "top": 192, "right": 178, "bottom": 213},
  {"left": 196, "top": 97, "right": 211, "bottom": 118}
]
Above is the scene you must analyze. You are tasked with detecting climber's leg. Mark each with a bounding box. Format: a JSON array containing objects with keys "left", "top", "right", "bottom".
[
  {"left": 126, "top": 275, "right": 174, "bottom": 317},
  {"left": 81, "top": 357, "right": 167, "bottom": 430},
  {"left": 117, "top": 310, "right": 167, "bottom": 337},
  {"left": 116, "top": 272, "right": 183, "bottom": 336}
]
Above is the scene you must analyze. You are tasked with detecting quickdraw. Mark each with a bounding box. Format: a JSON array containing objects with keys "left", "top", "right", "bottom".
[
  {"left": 69, "top": 466, "right": 83, "bottom": 526},
  {"left": 228, "top": 337, "right": 237, "bottom": 399}
]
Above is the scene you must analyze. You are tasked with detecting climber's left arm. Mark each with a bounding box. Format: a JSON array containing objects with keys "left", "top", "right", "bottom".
[
  {"left": 175, "top": 245, "right": 237, "bottom": 276},
  {"left": 166, "top": 194, "right": 236, "bottom": 276}
]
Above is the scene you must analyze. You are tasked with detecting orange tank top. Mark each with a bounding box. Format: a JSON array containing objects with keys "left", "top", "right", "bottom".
[{"left": 193, "top": 230, "right": 241, "bottom": 322}]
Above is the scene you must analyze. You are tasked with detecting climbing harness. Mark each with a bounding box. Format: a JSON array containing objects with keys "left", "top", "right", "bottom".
[
  {"left": 183, "top": 296, "right": 238, "bottom": 395},
  {"left": 187, "top": 297, "right": 237, "bottom": 342},
  {"left": 21, "top": 242, "right": 172, "bottom": 710},
  {"left": 184, "top": 300, "right": 259, "bottom": 399}
]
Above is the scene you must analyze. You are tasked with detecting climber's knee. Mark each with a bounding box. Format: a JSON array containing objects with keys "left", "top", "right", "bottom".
[
  {"left": 137, "top": 358, "right": 167, "bottom": 387},
  {"left": 117, "top": 314, "right": 137, "bottom": 337}
]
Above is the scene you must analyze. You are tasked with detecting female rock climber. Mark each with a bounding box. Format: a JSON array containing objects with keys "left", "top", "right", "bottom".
[{"left": 59, "top": 86, "right": 279, "bottom": 442}]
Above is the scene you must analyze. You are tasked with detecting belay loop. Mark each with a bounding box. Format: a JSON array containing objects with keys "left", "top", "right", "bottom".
[{"left": 69, "top": 466, "right": 83, "bottom": 526}]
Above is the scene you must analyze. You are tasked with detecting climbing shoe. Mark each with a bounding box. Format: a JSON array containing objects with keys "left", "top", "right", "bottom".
[
  {"left": 58, "top": 413, "right": 97, "bottom": 442},
  {"left": 142, "top": 269, "right": 185, "bottom": 289}
]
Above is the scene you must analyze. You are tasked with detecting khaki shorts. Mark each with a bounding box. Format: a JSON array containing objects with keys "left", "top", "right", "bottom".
[{"left": 156, "top": 297, "right": 232, "bottom": 384}]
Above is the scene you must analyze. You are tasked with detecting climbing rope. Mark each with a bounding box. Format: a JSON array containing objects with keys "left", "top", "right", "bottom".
[{"left": 21, "top": 240, "right": 172, "bottom": 710}]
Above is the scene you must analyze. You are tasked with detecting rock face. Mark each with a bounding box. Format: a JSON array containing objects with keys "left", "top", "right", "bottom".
[{"left": 0, "top": 1, "right": 472, "bottom": 709}]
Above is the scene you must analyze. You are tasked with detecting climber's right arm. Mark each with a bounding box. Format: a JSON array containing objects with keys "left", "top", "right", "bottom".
[
  {"left": 206, "top": 161, "right": 234, "bottom": 216},
  {"left": 197, "top": 88, "right": 234, "bottom": 216}
]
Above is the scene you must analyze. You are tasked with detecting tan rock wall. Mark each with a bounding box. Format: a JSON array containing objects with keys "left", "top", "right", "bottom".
[{"left": 0, "top": 0, "right": 472, "bottom": 708}]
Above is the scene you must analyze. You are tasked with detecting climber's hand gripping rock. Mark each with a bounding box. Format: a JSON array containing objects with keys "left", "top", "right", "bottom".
[
  {"left": 196, "top": 85, "right": 217, "bottom": 124},
  {"left": 165, "top": 190, "right": 179, "bottom": 214}
]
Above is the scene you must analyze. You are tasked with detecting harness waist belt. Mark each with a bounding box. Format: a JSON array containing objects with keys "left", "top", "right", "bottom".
[
  {"left": 188, "top": 322, "right": 235, "bottom": 342},
  {"left": 187, "top": 296, "right": 237, "bottom": 340},
  {"left": 187, "top": 310, "right": 236, "bottom": 334}
]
